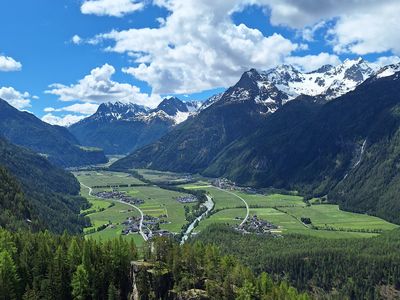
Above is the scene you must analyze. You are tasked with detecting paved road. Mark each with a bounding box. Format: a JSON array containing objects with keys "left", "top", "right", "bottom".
[
  {"left": 80, "top": 182, "right": 148, "bottom": 241},
  {"left": 216, "top": 187, "right": 250, "bottom": 226}
]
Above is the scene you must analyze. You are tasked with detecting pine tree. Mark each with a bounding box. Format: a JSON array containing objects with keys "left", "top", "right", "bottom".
[
  {"left": 0, "top": 250, "right": 19, "bottom": 300},
  {"left": 107, "top": 283, "right": 119, "bottom": 300},
  {"left": 71, "top": 264, "right": 89, "bottom": 300}
]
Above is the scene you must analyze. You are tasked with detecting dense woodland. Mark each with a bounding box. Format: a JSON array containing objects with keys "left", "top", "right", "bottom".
[
  {"left": 196, "top": 225, "right": 400, "bottom": 299},
  {"left": 0, "top": 137, "right": 90, "bottom": 234},
  {"left": 0, "top": 229, "right": 309, "bottom": 300}
]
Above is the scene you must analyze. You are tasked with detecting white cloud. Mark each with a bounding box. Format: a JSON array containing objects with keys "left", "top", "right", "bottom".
[
  {"left": 46, "top": 64, "right": 161, "bottom": 107},
  {"left": 93, "top": 0, "right": 299, "bottom": 94},
  {"left": 253, "top": 0, "right": 400, "bottom": 55},
  {"left": 0, "top": 55, "right": 22, "bottom": 72},
  {"left": 44, "top": 103, "right": 99, "bottom": 115},
  {"left": 41, "top": 113, "right": 86, "bottom": 127},
  {"left": 72, "top": 35, "right": 82, "bottom": 45},
  {"left": 373, "top": 56, "right": 400, "bottom": 67},
  {"left": 81, "top": 0, "right": 144, "bottom": 17},
  {"left": 0, "top": 87, "right": 32, "bottom": 109},
  {"left": 328, "top": 2, "right": 400, "bottom": 55},
  {"left": 285, "top": 53, "right": 341, "bottom": 72}
]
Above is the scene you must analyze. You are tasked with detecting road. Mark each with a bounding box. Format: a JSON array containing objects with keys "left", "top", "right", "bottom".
[
  {"left": 80, "top": 182, "right": 148, "bottom": 241},
  {"left": 216, "top": 187, "right": 250, "bottom": 226}
]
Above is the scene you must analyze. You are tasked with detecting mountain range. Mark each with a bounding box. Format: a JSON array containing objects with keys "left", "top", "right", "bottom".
[
  {"left": 112, "top": 59, "right": 400, "bottom": 224},
  {"left": 0, "top": 98, "right": 107, "bottom": 167},
  {"left": 69, "top": 97, "right": 201, "bottom": 154}
]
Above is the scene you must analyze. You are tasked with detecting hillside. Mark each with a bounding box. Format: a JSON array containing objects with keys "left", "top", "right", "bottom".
[
  {"left": 206, "top": 72, "right": 400, "bottom": 223},
  {"left": 0, "top": 166, "right": 30, "bottom": 231},
  {"left": 0, "top": 99, "right": 107, "bottom": 167},
  {"left": 113, "top": 68, "right": 400, "bottom": 223},
  {"left": 0, "top": 137, "right": 89, "bottom": 233}
]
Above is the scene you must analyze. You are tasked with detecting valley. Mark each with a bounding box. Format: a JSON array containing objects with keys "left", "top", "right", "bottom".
[{"left": 75, "top": 168, "right": 398, "bottom": 244}]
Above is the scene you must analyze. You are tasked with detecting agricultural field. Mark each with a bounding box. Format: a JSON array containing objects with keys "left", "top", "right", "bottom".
[
  {"left": 76, "top": 169, "right": 399, "bottom": 242},
  {"left": 75, "top": 170, "right": 196, "bottom": 243},
  {"left": 75, "top": 170, "right": 145, "bottom": 187},
  {"left": 136, "top": 168, "right": 194, "bottom": 184},
  {"left": 281, "top": 205, "right": 398, "bottom": 232}
]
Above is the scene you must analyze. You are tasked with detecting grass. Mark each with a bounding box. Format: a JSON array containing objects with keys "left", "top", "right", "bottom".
[
  {"left": 235, "top": 192, "right": 306, "bottom": 208},
  {"left": 76, "top": 169, "right": 399, "bottom": 242},
  {"left": 83, "top": 201, "right": 141, "bottom": 231},
  {"left": 74, "top": 171, "right": 145, "bottom": 187},
  {"left": 76, "top": 170, "right": 196, "bottom": 243},
  {"left": 137, "top": 169, "right": 191, "bottom": 184},
  {"left": 281, "top": 205, "right": 398, "bottom": 232},
  {"left": 202, "top": 187, "right": 246, "bottom": 210},
  {"left": 195, "top": 208, "right": 245, "bottom": 232},
  {"left": 248, "top": 207, "right": 379, "bottom": 239},
  {"left": 123, "top": 185, "right": 195, "bottom": 233},
  {"left": 87, "top": 224, "right": 145, "bottom": 247}
]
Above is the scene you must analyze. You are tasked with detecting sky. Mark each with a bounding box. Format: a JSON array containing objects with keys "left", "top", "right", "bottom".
[{"left": 0, "top": 0, "right": 400, "bottom": 126}]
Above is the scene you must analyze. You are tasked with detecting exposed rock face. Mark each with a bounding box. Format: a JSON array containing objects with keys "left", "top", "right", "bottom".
[{"left": 130, "top": 261, "right": 173, "bottom": 300}]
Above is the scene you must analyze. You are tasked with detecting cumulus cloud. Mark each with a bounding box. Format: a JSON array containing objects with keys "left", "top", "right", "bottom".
[
  {"left": 0, "top": 87, "right": 32, "bottom": 109},
  {"left": 44, "top": 103, "right": 99, "bottom": 115},
  {"left": 253, "top": 0, "right": 400, "bottom": 55},
  {"left": 93, "top": 0, "right": 299, "bottom": 94},
  {"left": 81, "top": 0, "right": 144, "bottom": 17},
  {"left": 41, "top": 113, "right": 86, "bottom": 127},
  {"left": 72, "top": 35, "right": 82, "bottom": 45},
  {"left": 285, "top": 52, "right": 341, "bottom": 72},
  {"left": 46, "top": 64, "right": 161, "bottom": 107},
  {"left": 0, "top": 55, "right": 22, "bottom": 72},
  {"left": 328, "top": 2, "right": 400, "bottom": 55}
]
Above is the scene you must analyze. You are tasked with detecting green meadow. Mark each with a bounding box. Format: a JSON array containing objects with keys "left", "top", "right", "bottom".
[{"left": 76, "top": 169, "right": 399, "bottom": 242}]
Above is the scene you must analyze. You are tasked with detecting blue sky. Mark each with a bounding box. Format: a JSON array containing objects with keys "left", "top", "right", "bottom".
[{"left": 0, "top": 0, "right": 399, "bottom": 126}]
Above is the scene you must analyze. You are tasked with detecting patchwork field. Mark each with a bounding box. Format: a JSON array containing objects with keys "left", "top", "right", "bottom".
[
  {"left": 281, "top": 205, "right": 397, "bottom": 232},
  {"left": 75, "top": 170, "right": 145, "bottom": 187},
  {"left": 76, "top": 169, "right": 399, "bottom": 242},
  {"left": 75, "top": 170, "right": 196, "bottom": 243}
]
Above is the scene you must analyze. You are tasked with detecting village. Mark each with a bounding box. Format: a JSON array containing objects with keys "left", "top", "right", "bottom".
[
  {"left": 176, "top": 194, "right": 198, "bottom": 203},
  {"left": 212, "top": 178, "right": 257, "bottom": 194},
  {"left": 121, "top": 214, "right": 174, "bottom": 239},
  {"left": 235, "top": 215, "right": 280, "bottom": 236},
  {"left": 94, "top": 190, "right": 145, "bottom": 206}
]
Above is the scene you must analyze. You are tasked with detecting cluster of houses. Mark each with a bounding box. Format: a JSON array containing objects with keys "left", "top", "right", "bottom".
[
  {"left": 94, "top": 190, "right": 144, "bottom": 206},
  {"left": 235, "top": 215, "right": 279, "bottom": 235},
  {"left": 212, "top": 178, "right": 258, "bottom": 194},
  {"left": 176, "top": 195, "right": 198, "bottom": 203},
  {"left": 121, "top": 214, "right": 174, "bottom": 239}
]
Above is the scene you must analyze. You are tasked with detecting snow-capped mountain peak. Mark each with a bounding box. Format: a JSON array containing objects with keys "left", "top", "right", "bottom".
[
  {"left": 375, "top": 63, "right": 400, "bottom": 79},
  {"left": 261, "top": 57, "right": 375, "bottom": 101}
]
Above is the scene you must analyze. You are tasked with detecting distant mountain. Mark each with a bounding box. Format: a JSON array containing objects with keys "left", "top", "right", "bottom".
[
  {"left": 111, "top": 71, "right": 281, "bottom": 172},
  {"left": 0, "top": 136, "right": 89, "bottom": 233},
  {"left": 263, "top": 57, "right": 374, "bottom": 101},
  {"left": 113, "top": 63, "right": 400, "bottom": 223},
  {"left": 69, "top": 98, "right": 201, "bottom": 154},
  {"left": 0, "top": 99, "right": 107, "bottom": 167}
]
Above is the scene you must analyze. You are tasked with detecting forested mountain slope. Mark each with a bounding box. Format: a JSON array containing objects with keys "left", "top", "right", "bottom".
[
  {"left": 0, "top": 137, "right": 89, "bottom": 233},
  {"left": 0, "top": 99, "right": 107, "bottom": 167},
  {"left": 114, "top": 71, "right": 400, "bottom": 224}
]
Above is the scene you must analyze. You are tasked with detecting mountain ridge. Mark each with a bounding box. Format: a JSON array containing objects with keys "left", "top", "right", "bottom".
[{"left": 0, "top": 98, "right": 107, "bottom": 167}]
